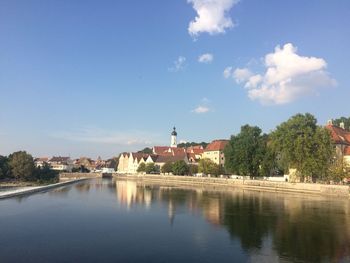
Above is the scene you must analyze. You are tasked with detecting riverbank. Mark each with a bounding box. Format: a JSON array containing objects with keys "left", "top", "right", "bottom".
[
  {"left": 115, "top": 174, "right": 350, "bottom": 197},
  {"left": 0, "top": 179, "right": 87, "bottom": 200}
]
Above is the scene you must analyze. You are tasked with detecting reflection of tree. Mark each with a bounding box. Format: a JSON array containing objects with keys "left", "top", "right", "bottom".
[
  {"left": 112, "top": 179, "right": 350, "bottom": 262},
  {"left": 221, "top": 193, "right": 277, "bottom": 250},
  {"left": 274, "top": 203, "right": 350, "bottom": 262}
]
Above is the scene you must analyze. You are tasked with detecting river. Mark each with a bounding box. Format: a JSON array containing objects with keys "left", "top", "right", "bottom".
[{"left": 1, "top": 178, "right": 350, "bottom": 262}]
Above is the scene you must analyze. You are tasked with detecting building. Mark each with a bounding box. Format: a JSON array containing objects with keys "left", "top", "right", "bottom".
[
  {"left": 48, "top": 156, "right": 73, "bottom": 172},
  {"left": 117, "top": 127, "right": 190, "bottom": 174},
  {"left": 326, "top": 121, "right": 350, "bottom": 168},
  {"left": 34, "top": 157, "right": 49, "bottom": 168},
  {"left": 202, "top": 140, "right": 229, "bottom": 166}
]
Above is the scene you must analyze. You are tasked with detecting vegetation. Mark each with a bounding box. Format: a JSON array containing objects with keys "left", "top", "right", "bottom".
[
  {"left": 72, "top": 165, "right": 90, "bottom": 173},
  {"left": 270, "top": 113, "right": 334, "bottom": 182},
  {"left": 224, "top": 125, "right": 267, "bottom": 177},
  {"left": 222, "top": 113, "right": 347, "bottom": 183},
  {"left": 161, "top": 161, "right": 173, "bottom": 174},
  {"left": 137, "top": 163, "right": 146, "bottom": 173},
  {"left": 0, "top": 151, "right": 58, "bottom": 183},
  {"left": 171, "top": 160, "right": 189, "bottom": 175},
  {"left": 189, "top": 164, "right": 198, "bottom": 175},
  {"left": 138, "top": 147, "right": 153, "bottom": 154},
  {"left": 198, "top": 158, "right": 224, "bottom": 176},
  {"left": 177, "top": 142, "right": 208, "bottom": 149},
  {"left": 145, "top": 163, "right": 159, "bottom": 174},
  {"left": 333, "top": 116, "right": 350, "bottom": 131}
]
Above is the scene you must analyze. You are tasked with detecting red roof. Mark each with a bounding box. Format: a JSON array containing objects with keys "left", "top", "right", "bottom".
[
  {"left": 205, "top": 140, "right": 229, "bottom": 151},
  {"left": 326, "top": 125, "right": 350, "bottom": 145}
]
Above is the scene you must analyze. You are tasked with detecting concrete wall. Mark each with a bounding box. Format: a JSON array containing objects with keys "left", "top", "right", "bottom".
[{"left": 115, "top": 174, "right": 350, "bottom": 197}]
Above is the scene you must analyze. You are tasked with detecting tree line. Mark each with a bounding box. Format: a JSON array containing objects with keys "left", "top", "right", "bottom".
[
  {"left": 0, "top": 151, "right": 58, "bottom": 183},
  {"left": 224, "top": 113, "right": 349, "bottom": 182}
]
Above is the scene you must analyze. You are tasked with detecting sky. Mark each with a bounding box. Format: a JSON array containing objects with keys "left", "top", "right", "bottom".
[{"left": 0, "top": 0, "right": 349, "bottom": 158}]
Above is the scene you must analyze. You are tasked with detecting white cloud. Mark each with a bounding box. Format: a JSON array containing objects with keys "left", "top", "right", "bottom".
[
  {"left": 198, "top": 53, "right": 214, "bottom": 63},
  {"left": 230, "top": 43, "right": 337, "bottom": 105},
  {"left": 193, "top": 106, "right": 210, "bottom": 113},
  {"left": 169, "top": 56, "right": 186, "bottom": 72},
  {"left": 233, "top": 68, "right": 252, "bottom": 83},
  {"left": 192, "top": 98, "right": 212, "bottom": 114},
  {"left": 223, "top": 66, "right": 233, "bottom": 78},
  {"left": 188, "top": 0, "right": 239, "bottom": 37}
]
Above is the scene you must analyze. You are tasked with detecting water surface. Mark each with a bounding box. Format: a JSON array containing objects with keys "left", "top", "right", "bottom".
[{"left": 1, "top": 178, "right": 350, "bottom": 262}]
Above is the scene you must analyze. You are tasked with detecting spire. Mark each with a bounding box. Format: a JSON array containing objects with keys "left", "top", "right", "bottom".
[{"left": 171, "top": 126, "right": 177, "bottom": 136}]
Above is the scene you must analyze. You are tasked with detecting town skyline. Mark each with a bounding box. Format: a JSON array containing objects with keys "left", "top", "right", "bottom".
[{"left": 1, "top": 1, "right": 349, "bottom": 158}]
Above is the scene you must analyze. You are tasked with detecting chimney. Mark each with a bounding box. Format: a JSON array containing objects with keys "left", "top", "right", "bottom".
[
  {"left": 340, "top": 122, "right": 345, "bottom": 129},
  {"left": 327, "top": 119, "right": 333, "bottom": 126}
]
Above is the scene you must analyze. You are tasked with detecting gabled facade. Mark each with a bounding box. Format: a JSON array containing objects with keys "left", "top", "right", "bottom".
[{"left": 326, "top": 122, "right": 350, "bottom": 168}]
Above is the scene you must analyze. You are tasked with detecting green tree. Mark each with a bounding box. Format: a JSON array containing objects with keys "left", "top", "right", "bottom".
[
  {"left": 8, "top": 151, "right": 35, "bottom": 181},
  {"left": 172, "top": 160, "right": 189, "bottom": 175},
  {"left": 35, "top": 163, "right": 59, "bottom": 183},
  {"left": 0, "top": 155, "right": 10, "bottom": 179},
  {"left": 270, "top": 113, "right": 334, "bottom": 181},
  {"left": 189, "top": 164, "right": 198, "bottom": 175},
  {"left": 137, "top": 163, "right": 146, "bottom": 173},
  {"left": 198, "top": 158, "right": 223, "bottom": 176},
  {"left": 138, "top": 147, "right": 153, "bottom": 154},
  {"left": 161, "top": 161, "right": 173, "bottom": 173},
  {"left": 333, "top": 117, "right": 350, "bottom": 131},
  {"left": 224, "top": 125, "right": 267, "bottom": 177},
  {"left": 145, "top": 163, "right": 159, "bottom": 174}
]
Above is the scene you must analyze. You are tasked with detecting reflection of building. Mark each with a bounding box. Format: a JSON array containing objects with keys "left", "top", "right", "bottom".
[
  {"left": 202, "top": 140, "right": 229, "bottom": 165},
  {"left": 116, "top": 180, "right": 137, "bottom": 208}
]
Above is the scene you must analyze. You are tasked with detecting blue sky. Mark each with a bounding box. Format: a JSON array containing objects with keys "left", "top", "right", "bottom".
[{"left": 0, "top": 0, "right": 349, "bottom": 158}]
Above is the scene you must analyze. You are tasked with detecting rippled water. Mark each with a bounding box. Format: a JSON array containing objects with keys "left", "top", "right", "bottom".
[{"left": 1, "top": 178, "right": 350, "bottom": 263}]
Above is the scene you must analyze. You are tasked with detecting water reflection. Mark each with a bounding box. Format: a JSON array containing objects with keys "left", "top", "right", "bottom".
[{"left": 112, "top": 178, "right": 350, "bottom": 262}]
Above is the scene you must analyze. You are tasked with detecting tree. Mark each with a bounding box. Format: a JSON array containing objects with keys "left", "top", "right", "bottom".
[
  {"left": 333, "top": 117, "right": 350, "bottom": 131},
  {"left": 145, "top": 163, "right": 159, "bottom": 174},
  {"left": 172, "top": 160, "right": 189, "bottom": 175},
  {"left": 177, "top": 142, "right": 208, "bottom": 149},
  {"left": 0, "top": 155, "right": 10, "bottom": 179},
  {"left": 189, "top": 164, "right": 198, "bottom": 175},
  {"left": 224, "top": 125, "right": 267, "bottom": 177},
  {"left": 138, "top": 147, "right": 153, "bottom": 154},
  {"left": 137, "top": 163, "right": 146, "bottom": 173},
  {"left": 198, "top": 158, "right": 223, "bottom": 176},
  {"left": 270, "top": 113, "right": 334, "bottom": 182},
  {"left": 8, "top": 151, "right": 35, "bottom": 181},
  {"left": 35, "top": 163, "right": 59, "bottom": 183},
  {"left": 161, "top": 161, "right": 173, "bottom": 174}
]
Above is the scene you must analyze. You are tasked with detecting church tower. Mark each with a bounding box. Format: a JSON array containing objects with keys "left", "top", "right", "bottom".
[{"left": 170, "top": 127, "right": 177, "bottom": 148}]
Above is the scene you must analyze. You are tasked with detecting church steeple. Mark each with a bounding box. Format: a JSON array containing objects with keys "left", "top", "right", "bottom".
[{"left": 171, "top": 127, "right": 177, "bottom": 148}]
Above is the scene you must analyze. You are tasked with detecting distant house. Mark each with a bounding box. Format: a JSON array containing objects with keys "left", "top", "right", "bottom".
[
  {"left": 202, "top": 140, "right": 229, "bottom": 166},
  {"left": 34, "top": 157, "right": 49, "bottom": 168},
  {"left": 48, "top": 156, "right": 73, "bottom": 172},
  {"left": 326, "top": 121, "right": 350, "bottom": 167},
  {"left": 155, "top": 153, "right": 189, "bottom": 168},
  {"left": 186, "top": 146, "right": 204, "bottom": 164}
]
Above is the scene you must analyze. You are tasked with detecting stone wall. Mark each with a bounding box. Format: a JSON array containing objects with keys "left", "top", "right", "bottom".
[{"left": 115, "top": 174, "right": 350, "bottom": 197}]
